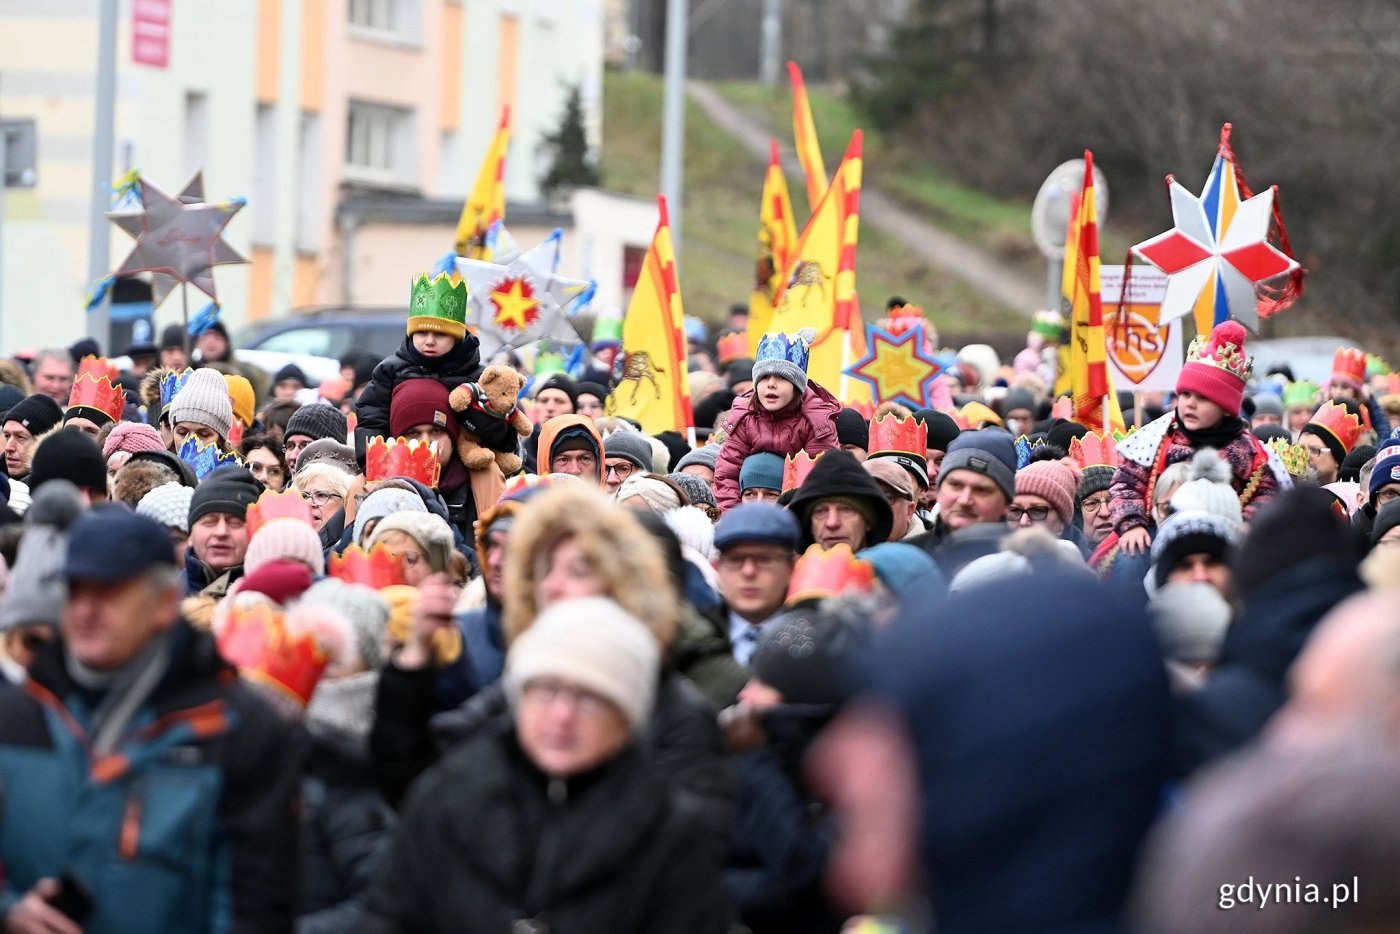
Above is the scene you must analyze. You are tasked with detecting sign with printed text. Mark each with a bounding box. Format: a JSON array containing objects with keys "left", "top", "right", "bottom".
[
  {"left": 132, "top": 0, "right": 171, "bottom": 68},
  {"left": 1100, "top": 265, "right": 1182, "bottom": 393}
]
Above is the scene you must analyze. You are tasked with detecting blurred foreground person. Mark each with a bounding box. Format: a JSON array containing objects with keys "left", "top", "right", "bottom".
[{"left": 358, "top": 598, "right": 727, "bottom": 934}]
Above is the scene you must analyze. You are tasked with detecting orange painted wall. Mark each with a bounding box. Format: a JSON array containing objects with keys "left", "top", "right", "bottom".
[
  {"left": 255, "top": 0, "right": 281, "bottom": 105},
  {"left": 248, "top": 247, "right": 276, "bottom": 320},
  {"left": 301, "top": 0, "right": 326, "bottom": 113},
  {"left": 440, "top": 2, "right": 464, "bottom": 132},
  {"left": 497, "top": 14, "right": 519, "bottom": 120}
]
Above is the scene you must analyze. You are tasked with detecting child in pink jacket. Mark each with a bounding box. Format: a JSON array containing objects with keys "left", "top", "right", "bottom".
[{"left": 714, "top": 328, "right": 839, "bottom": 510}]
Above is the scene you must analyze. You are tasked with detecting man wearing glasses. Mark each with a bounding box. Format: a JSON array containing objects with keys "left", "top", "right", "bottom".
[
  {"left": 601, "top": 431, "right": 654, "bottom": 495},
  {"left": 1076, "top": 464, "right": 1117, "bottom": 548},
  {"left": 711, "top": 504, "right": 800, "bottom": 666}
]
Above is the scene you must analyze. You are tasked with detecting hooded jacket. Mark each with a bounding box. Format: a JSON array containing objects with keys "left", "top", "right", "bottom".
[
  {"left": 535, "top": 414, "right": 604, "bottom": 484},
  {"left": 784, "top": 449, "right": 894, "bottom": 550},
  {"left": 714, "top": 380, "right": 840, "bottom": 510}
]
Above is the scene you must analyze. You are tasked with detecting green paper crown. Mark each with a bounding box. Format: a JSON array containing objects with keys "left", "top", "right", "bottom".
[
  {"left": 1282, "top": 380, "right": 1319, "bottom": 410},
  {"left": 1367, "top": 353, "right": 1391, "bottom": 378},
  {"left": 534, "top": 351, "right": 566, "bottom": 378},
  {"left": 408, "top": 272, "right": 468, "bottom": 340},
  {"left": 591, "top": 314, "right": 624, "bottom": 348}
]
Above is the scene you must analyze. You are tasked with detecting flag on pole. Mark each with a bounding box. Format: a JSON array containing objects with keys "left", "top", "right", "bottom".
[
  {"left": 769, "top": 131, "right": 869, "bottom": 404},
  {"left": 747, "top": 139, "right": 799, "bottom": 355},
  {"left": 608, "top": 196, "right": 693, "bottom": 434},
  {"left": 1066, "top": 151, "right": 1124, "bottom": 433},
  {"left": 788, "top": 62, "right": 827, "bottom": 211},
  {"left": 453, "top": 107, "right": 510, "bottom": 259}
]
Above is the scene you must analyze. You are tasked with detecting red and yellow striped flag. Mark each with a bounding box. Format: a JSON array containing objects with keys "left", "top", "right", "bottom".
[
  {"left": 747, "top": 139, "right": 800, "bottom": 355},
  {"left": 608, "top": 196, "right": 693, "bottom": 434},
  {"left": 1066, "top": 151, "right": 1124, "bottom": 433},
  {"left": 453, "top": 107, "right": 510, "bottom": 259},
  {"left": 770, "top": 131, "right": 869, "bottom": 404},
  {"left": 788, "top": 62, "right": 827, "bottom": 211}
]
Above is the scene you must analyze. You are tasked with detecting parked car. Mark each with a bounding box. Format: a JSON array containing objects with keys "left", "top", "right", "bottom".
[
  {"left": 1249, "top": 336, "right": 1362, "bottom": 386},
  {"left": 234, "top": 306, "right": 406, "bottom": 361}
]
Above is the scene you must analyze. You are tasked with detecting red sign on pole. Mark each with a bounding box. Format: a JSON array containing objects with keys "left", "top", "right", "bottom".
[{"left": 132, "top": 0, "right": 171, "bottom": 68}]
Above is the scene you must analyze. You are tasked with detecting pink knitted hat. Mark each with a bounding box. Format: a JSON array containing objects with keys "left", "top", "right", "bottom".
[
  {"left": 1015, "top": 460, "right": 1083, "bottom": 526},
  {"left": 244, "top": 518, "right": 326, "bottom": 576},
  {"left": 102, "top": 422, "right": 166, "bottom": 460}
]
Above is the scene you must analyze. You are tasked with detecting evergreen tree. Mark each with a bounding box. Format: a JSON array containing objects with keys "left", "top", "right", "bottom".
[{"left": 540, "top": 85, "right": 599, "bottom": 199}]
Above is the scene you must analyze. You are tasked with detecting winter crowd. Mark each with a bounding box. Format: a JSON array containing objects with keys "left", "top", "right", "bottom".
[{"left": 0, "top": 288, "right": 1398, "bottom": 934}]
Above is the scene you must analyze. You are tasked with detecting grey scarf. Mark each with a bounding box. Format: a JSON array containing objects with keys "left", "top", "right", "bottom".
[{"left": 65, "top": 629, "right": 175, "bottom": 756}]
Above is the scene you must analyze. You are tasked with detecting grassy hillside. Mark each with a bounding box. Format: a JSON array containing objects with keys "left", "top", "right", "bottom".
[{"left": 599, "top": 71, "right": 1027, "bottom": 337}]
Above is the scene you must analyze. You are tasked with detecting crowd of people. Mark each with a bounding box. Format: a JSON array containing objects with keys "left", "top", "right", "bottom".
[{"left": 0, "top": 290, "right": 1397, "bottom": 933}]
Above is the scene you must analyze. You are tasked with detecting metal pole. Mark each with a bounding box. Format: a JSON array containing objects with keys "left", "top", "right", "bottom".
[
  {"left": 87, "top": 0, "right": 119, "bottom": 348},
  {"left": 0, "top": 125, "right": 7, "bottom": 344},
  {"left": 1047, "top": 257, "right": 1062, "bottom": 312},
  {"left": 659, "top": 0, "right": 688, "bottom": 259},
  {"left": 759, "top": 0, "right": 782, "bottom": 87}
]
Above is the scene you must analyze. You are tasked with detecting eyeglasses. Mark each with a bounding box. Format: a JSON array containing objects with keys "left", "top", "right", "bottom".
[
  {"left": 605, "top": 462, "right": 636, "bottom": 479},
  {"left": 717, "top": 552, "right": 789, "bottom": 571},
  {"left": 1007, "top": 505, "right": 1051, "bottom": 522},
  {"left": 523, "top": 679, "right": 609, "bottom": 715},
  {"left": 301, "top": 490, "right": 344, "bottom": 507},
  {"left": 1377, "top": 488, "right": 1400, "bottom": 507},
  {"left": 1302, "top": 446, "right": 1330, "bottom": 458},
  {"left": 1081, "top": 495, "right": 1111, "bottom": 514}
]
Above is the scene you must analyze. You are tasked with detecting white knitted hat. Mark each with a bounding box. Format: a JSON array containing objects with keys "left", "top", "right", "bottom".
[
  {"left": 1149, "top": 581, "right": 1232, "bottom": 665},
  {"left": 244, "top": 518, "right": 326, "bottom": 576},
  {"left": 168, "top": 367, "right": 233, "bottom": 440},
  {"left": 136, "top": 482, "right": 195, "bottom": 534},
  {"left": 1168, "top": 448, "right": 1243, "bottom": 526}
]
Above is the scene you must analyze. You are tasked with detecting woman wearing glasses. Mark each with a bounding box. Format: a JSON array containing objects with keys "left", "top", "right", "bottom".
[{"left": 293, "top": 463, "right": 352, "bottom": 533}]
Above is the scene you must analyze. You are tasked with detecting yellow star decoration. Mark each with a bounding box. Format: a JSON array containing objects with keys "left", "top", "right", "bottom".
[
  {"left": 490, "top": 278, "right": 540, "bottom": 332},
  {"left": 847, "top": 325, "right": 941, "bottom": 408}
]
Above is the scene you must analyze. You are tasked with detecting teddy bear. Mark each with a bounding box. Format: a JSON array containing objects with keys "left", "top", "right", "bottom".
[{"left": 448, "top": 364, "right": 533, "bottom": 475}]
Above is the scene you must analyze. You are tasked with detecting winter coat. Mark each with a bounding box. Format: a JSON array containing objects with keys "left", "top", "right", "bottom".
[
  {"left": 672, "top": 602, "right": 748, "bottom": 709},
  {"left": 1109, "top": 415, "right": 1282, "bottom": 536},
  {"left": 356, "top": 713, "right": 727, "bottom": 934},
  {"left": 1172, "top": 557, "right": 1364, "bottom": 779},
  {"left": 0, "top": 620, "right": 304, "bottom": 933},
  {"left": 714, "top": 380, "right": 840, "bottom": 510},
  {"left": 534, "top": 414, "right": 603, "bottom": 483},
  {"left": 184, "top": 551, "right": 244, "bottom": 599},
  {"left": 459, "top": 599, "right": 507, "bottom": 687},
  {"left": 299, "top": 730, "right": 397, "bottom": 934},
  {"left": 354, "top": 335, "right": 520, "bottom": 459}
]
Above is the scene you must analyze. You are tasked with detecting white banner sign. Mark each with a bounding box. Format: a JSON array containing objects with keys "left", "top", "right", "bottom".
[{"left": 1099, "top": 265, "right": 1183, "bottom": 393}]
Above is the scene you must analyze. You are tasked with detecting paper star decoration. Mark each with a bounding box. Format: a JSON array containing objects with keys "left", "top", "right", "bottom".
[
  {"left": 1131, "top": 127, "right": 1299, "bottom": 334},
  {"left": 107, "top": 172, "right": 247, "bottom": 308},
  {"left": 455, "top": 224, "right": 595, "bottom": 356},
  {"left": 845, "top": 323, "right": 943, "bottom": 410}
]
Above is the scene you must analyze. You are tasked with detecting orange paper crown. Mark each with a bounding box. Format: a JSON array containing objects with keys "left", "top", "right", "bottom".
[
  {"left": 1332, "top": 347, "right": 1367, "bottom": 388},
  {"left": 882, "top": 303, "right": 926, "bottom": 337},
  {"left": 66, "top": 356, "right": 126, "bottom": 423},
  {"left": 716, "top": 332, "right": 750, "bottom": 365},
  {"left": 246, "top": 488, "right": 314, "bottom": 541},
  {"left": 1068, "top": 431, "right": 1123, "bottom": 470},
  {"left": 782, "top": 451, "right": 824, "bottom": 493},
  {"left": 329, "top": 543, "right": 408, "bottom": 589},
  {"left": 1306, "top": 400, "right": 1364, "bottom": 456},
  {"left": 217, "top": 604, "right": 330, "bottom": 707},
  {"left": 867, "top": 412, "right": 927, "bottom": 459},
  {"left": 366, "top": 436, "right": 441, "bottom": 487},
  {"left": 785, "top": 543, "right": 876, "bottom": 606}
]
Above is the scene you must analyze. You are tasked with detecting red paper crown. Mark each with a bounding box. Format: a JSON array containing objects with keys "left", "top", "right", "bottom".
[
  {"left": 67, "top": 356, "right": 125, "bottom": 423},
  {"left": 366, "top": 436, "right": 441, "bottom": 487},
  {"left": 785, "top": 543, "right": 876, "bottom": 605},
  {"left": 782, "top": 451, "right": 824, "bottom": 492},
  {"left": 867, "top": 412, "right": 926, "bottom": 459},
  {"left": 246, "top": 488, "right": 314, "bottom": 541},
  {"left": 1068, "top": 431, "right": 1123, "bottom": 470},
  {"left": 329, "top": 543, "right": 407, "bottom": 589},
  {"left": 217, "top": 604, "right": 330, "bottom": 707},
  {"left": 1332, "top": 347, "right": 1367, "bottom": 388},
  {"left": 882, "top": 303, "right": 926, "bottom": 337},
  {"left": 1306, "top": 401, "right": 1364, "bottom": 455},
  {"left": 716, "top": 332, "right": 749, "bottom": 365}
]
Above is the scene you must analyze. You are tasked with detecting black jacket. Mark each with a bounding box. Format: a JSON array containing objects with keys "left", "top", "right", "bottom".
[{"left": 356, "top": 714, "right": 728, "bottom": 934}]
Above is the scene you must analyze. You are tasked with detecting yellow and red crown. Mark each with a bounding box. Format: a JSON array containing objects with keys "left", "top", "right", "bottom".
[
  {"left": 867, "top": 412, "right": 926, "bottom": 459},
  {"left": 217, "top": 604, "right": 330, "bottom": 707},
  {"left": 716, "top": 332, "right": 749, "bottom": 365},
  {"left": 782, "top": 451, "right": 824, "bottom": 493},
  {"left": 785, "top": 543, "right": 876, "bottom": 606},
  {"left": 1332, "top": 347, "right": 1367, "bottom": 388},
  {"left": 1184, "top": 320, "right": 1252, "bottom": 384},
  {"left": 246, "top": 488, "right": 314, "bottom": 541},
  {"left": 329, "top": 543, "right": 407, "bottom": 589},
  {"left": 366, "top": 436, "right": 441, "bottom": 487},
  {"left": 1306, "top": 400, "right": 1364, "bottom": 456},
  {"left": 881, "top": 303, "right": 926, "bottom": 337},
  {"left": 1265, "top": 438, "right": 1310, "bottom": 478},
  {"left": 1068, "top": 431, "right": 1123, "bottom": 470},
  {"left": 67, "top": 356, "right": 126, "bottom": 423}
]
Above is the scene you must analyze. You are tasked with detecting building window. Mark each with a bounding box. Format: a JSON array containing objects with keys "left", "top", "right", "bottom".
[
  {"left": 349, "top": 0, "right": 419, "bottom": 42},
  {"left": 345, "top": 100, "right": 416, "bottom": 187}
]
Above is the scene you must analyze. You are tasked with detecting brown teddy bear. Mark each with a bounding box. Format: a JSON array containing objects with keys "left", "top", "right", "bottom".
[{"left": 448, "top": 364, "right": 533, "bottom": 475}]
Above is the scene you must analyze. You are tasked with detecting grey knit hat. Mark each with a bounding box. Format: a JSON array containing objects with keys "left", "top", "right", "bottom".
[
  {"left": 136, "top": 482, "right": 194, "bottom": 534},
  {"left": 938, "top": 429, "right": 1018, "bottom": 502},
  {"left": 676, "top": 443, "right": 721, "bottom": 474},
  {"left": 668, "top": 472, "right": 716, "bottom": 509},
  {"left": 285, "top": 403, "right": 348, "bottom": 444},
  {"left": 369, "top": 512, "right": 455, "bottom": 573},
  {"left": 351, "top": 487, "right": 427, "bottom": 546},
  {"left": 1077, "top": 465, "right": 1115, "bottom": 504},
  {"left": 0, "top": 480, "right": 84, "bottom": 632},
  {"left": 294, "top": 439, "right": 358, "bottom": 477},
  {"left": 299, "top": 578, "right": 390, "bottom": 670},
  {"left": 603, "top": 430, "right": 654, "bottom": 471},
  {"left": 167, "top": 368, "right": 234, "bottom": 440}
]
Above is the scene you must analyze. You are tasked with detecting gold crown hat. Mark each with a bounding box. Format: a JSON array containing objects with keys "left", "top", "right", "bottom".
[
  {"left": 408, "top": 272, "right": 468, "bottom": 341},
  {"left": 1266, "top": 438, "right": 1310, "bottom": 479},
  {"left": 1175, "top": 320, "right": 1253, "bottom": 414}
]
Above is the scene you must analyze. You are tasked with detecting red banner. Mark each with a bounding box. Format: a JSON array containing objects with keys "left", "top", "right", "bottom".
[{"left": 132, "top": 0, "right": 171, "bottom": 68}]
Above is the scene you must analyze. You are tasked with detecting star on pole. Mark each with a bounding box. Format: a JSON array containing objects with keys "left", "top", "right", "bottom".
[
  {"left": 490, "top": 278, "right": 541, "bottom": 332},
  {"left": 844, "top": 323, "right": 943, "bottom": 410}
]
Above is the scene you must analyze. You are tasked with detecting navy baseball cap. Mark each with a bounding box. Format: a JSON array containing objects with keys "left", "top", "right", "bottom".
[
  {"left": 64, "top": 509, "right": 178, "bottom": 583},
  {"left": 713, "top": 502, "right": 801, "bottom": 552}
]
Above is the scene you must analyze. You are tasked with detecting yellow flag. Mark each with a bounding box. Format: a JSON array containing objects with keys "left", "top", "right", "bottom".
[
  {"left": 1065, "top": 152, "right": 1124, "bottom": 433},
  {"left": 608, "top": 197, "right": 693, "bottom": 434},
  {"left": 788, "top": 61, "right": 828, "bottom": 211},
  {"left": 769, "top": 131, "right": 869, "bottom": 404},
  {"left": 453, "top": 108, "right": 510, "bottom": 259},
  {"left": 747, "top": 139, "right": 799, "bottom": 356}
]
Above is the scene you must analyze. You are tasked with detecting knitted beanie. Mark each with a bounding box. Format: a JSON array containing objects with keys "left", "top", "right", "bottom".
[
  {"left": 676, "top": 444, "right": 721, "bottom": 474},
  {"left": 1151, "top": 510, "right": 1242, "bottom": 589},
  {"left": 299, "top": 578, "right": 390, "bottom": 671},
  {"left": 753, "top": 328, "right": 815, "bottom": 396},
  {"left": 1340, "top": 444, "right": 1376, "bottom": 485},
  {"left": 603, "top": 430, "right": 654, "bottom": 471},
  {"left": 168, "top": 368, "right": 234, "bottom": 440},
  {"left": 225, "top": 374, "right": 256, "bottom": 428},
  {"left": 1077, "top": 465, "right": 1115, "bottom": 504},
  {"left": 0, "top": 480, "right": 84, "bottom": 632},
  {"left": 664, "top": 505, "right": 717, "bottom": 562},
  {"left": 911, "top": 408, "right": 961, "bottom": 453},
  {"left": 616, "top": 473, "right": 684, "bottom": 515},
  {"left": 28, "top": 429, "right": 106, "bottom": 493},
  {"left": 1251, "top": 393, "right": 1284, "bottom": 419},
  {"left": 938, "top": 428, "right": 1017, "bottom": 501},
  {"left": 1175, "top": 320, "right": 1250, "bottom": 415},
  {"left": 351, "top": 487, "right": 427, "bottom": 546},
  {"left": 739, "top": 452, "right": 785, "bottom": 493},
  {"left": 285, "top": 403, "right": 349, "bottom": 444},
  {"left": 102, "top": 422, "right": 166, "bottom": 460},
  {"left": 1234, "top": 487, "right": 1365, "bottom": 600},
  {"left": 388, "top": 380, "right": 458, "bottom": 444},
  {"left": 534, "top": 374, "right": 579, "bottom": 409},
  {"left": 3, "top": 394, "right": 63, "bottom": 436},
  {"left": 1149, "top": 581, "right": 1232, "bottom": 665},
  {"left": 1014, "top": 460, "right": 1082, "bottom": 526},
  {"left": 369, "top": 512, "right": 456, "bottom": 573},
  {"left": 504, "top": 597, "right": 660, "bottom": 732},
  {"left": 667, "top": 472, "right": 716, "bottom": 510},
  {"left": 245, "top": 517, "right": 326, "bottom": 576},
  {"left": 751, "top": 608, "right": 869, "bottom": 706},
  {"left": 188, "top": 466, "right": 262, "bottom": 526},
  {"left": 0, "top": 384, "right": 29, "bottom": 424},
  {"left": 1368, "top": 451, "right": 1400, "bottom": 509},
  {"left": 1167, "top": 449, "right": 1244, "bottom": 526},
  {"left": 835, "top": 408, "right": 870, "bottom": 450},
  {"left": 136, "top": 482, "right": 195, "bottom": 534}
]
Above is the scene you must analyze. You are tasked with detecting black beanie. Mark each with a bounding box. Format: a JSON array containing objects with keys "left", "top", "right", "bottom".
[
  {"left": 188, "top": 466, "right": 263, "bottom": 526},
  {"left": 911, "top": 408, "right": 961, "bottom": 452},
  {"left": 1045, "top": 418, "right": 1090, "bottom": 453},
  {"left": 284, "top": 403, "right": 348, "bottom": 444},
  {"left": 653, "top": 430, "right": 693, "bottom": 472},
  {"left": 28, "top": 428, "right": 106, "bottom": 494},
  {"left": 835, "top": 408, "right": 869, "bottom": 450},
  {"left": 0, "top": 385, "right": 32, "bottom": 426},
  {"left": 1251, "top": 423, "right": 1291, "bottom": 445},
  {"left": 575, "top": 380, "right": 608, "bottom": 403},
  {"left": 1372, "top": 500, "right": 1400, "bottom": 549},
  {"left": 1340, "top": 444, "right": 1376, "bottom": 484},
  {"left": 751, "top": 608, "right": 869, "bottom": 706},
  {"left": 535, "top": 375, "right": 579, "bottom": 409},
  {"left": 4, "top": 394, "right": 63, "bottom": 436},
  {"left": 160, "top": 324, "right": 186, "bottom": 351},
  {"left": 1233, "top": 487, "right": 1365, "bottom": 600}
]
